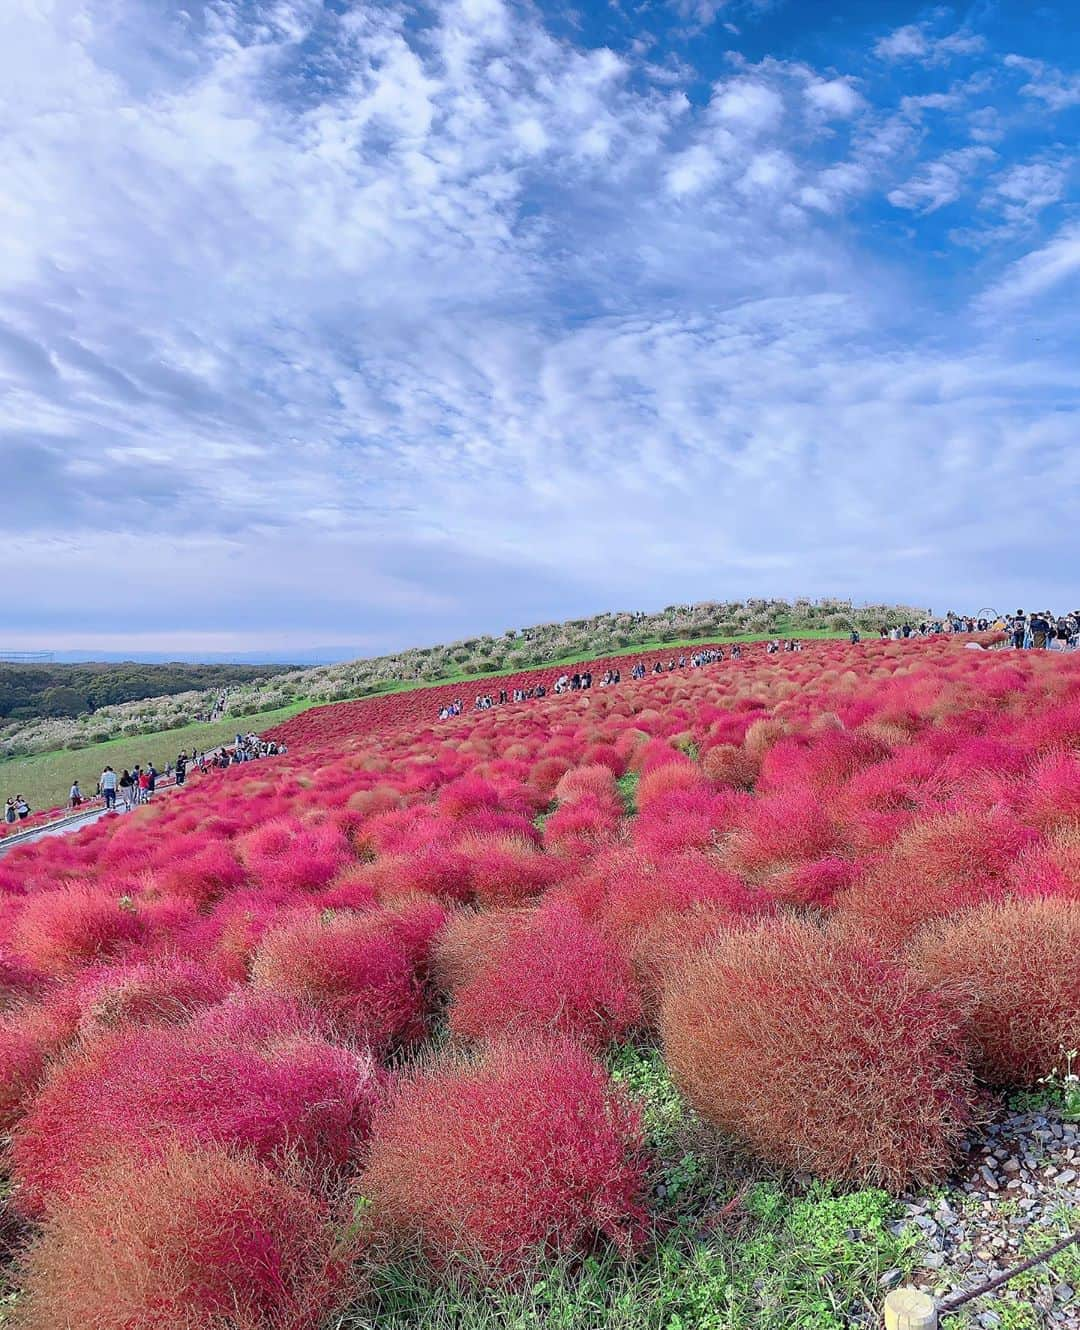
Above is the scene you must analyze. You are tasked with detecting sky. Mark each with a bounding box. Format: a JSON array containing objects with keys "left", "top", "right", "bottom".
[{"left": 2, "top": 0, "right": 1078, "bottom": 660}]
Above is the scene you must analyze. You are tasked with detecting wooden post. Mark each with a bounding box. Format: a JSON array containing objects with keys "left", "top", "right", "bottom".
[{"left": 884, "top": 1288, "right": 938, "bottom": 1330}]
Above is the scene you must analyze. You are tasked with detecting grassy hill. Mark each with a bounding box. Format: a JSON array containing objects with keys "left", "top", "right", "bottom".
[
  {"left": 0, "top": 702, "right": 308, "bottom": 817},
  {"left": 0, "top": 597, "right": 927, "bottom": 766},
  {"left": 0, "top": 627, "right": 860, "bottom": 813}
]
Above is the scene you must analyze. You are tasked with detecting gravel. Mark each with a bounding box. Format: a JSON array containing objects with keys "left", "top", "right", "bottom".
[{"left": 896, "top": 1105, "right": 1079, "bottom": 1328}]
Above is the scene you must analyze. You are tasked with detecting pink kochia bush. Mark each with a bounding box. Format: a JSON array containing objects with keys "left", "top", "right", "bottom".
[
  {"left": 12, "top": 887, "right": 145, "bottom": 977},
  {"left": 11, "top": 1015, "right": 383, "bottom": 1218},
  {"left": 15, "top": 1144, "right": 351, "bottom": 1330},
  {"left": 0, "top": 1022, "right": 48, "bottom": 1132},
  {"left": 448, "top": 901, "right": 642, "bottom": 1050},
  {"left": 251, "top": 911, "right": 425, "bottom": 1049},
  {"left": 361, "top": 1039, "right": 647, "bottom": 1272},
  {"left": 36, "top": 958, "right": 234, "bottom": 1047}
]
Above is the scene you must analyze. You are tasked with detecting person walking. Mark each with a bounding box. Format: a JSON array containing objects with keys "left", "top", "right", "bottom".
[
  {"left": 15, "top": 797, "right": 30, "bottom": 820},
  {"left": 119, "top": 769, "right": 134, "bottom": 811},
  {"left": 4, "top": 799, "right": 16, "bottom": 825},
  {"left": 138, "top": 766, "right": 151, "bottom": 803},
  {"left": 100, "top": 766, "right": 118, "bottom": 810},
  {"left": 69, "top": 781, "right": 82, "bottom": 810},
  {"left": 175, "top": 752, "right": 187, "bottom": 787}
]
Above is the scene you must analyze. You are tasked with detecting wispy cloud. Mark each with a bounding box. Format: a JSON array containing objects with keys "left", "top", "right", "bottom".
[
  {"left": 888, "top": 146, "right": 997, "bottom": 214},
  {"left": 978, "top": 222, "right": 1080, "bottom": 310},
  {"left": 1, "top": 0, "right": 1078, "bottom": 649},
  {"left": 874, "top": 23, "right": 986, "bottom": 65}
]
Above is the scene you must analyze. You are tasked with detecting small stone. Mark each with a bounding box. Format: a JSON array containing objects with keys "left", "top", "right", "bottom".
[
  {"left": 980, "top": 1166, "right": 1000, "bottom": 1191},
  {"left": 1055, "top": 1169, "right": 1076, "bottom": 1185},
  {"left": 978, "top": 1313, "right": 1001, "bottom": 1328},
  {"left": 1054, "top": 1284, "right": 1074, "bottom": 1302},
  {"left": 879, "top": 1268, "right": 902, "bottom": 1289}
]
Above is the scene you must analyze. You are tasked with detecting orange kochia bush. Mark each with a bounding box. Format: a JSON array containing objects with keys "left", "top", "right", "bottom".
[
  {"left": 660, "top": 918, "right": 976, "bottom": 1189},
  {"left": 14, "top": 1144, "right": 352, "bottom": 1330},
  {"left": 913, "top": 897, "right": 1080, "bottom": 1086}
]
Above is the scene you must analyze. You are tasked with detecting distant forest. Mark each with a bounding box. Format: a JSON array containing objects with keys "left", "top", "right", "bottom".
[{"left": 0, "top": 662, "right": 293, "bottom": 722}]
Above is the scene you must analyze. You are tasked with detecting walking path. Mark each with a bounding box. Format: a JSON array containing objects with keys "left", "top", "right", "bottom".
[{"left": 0, "top": 805, "right": 116, "bottom": 854}]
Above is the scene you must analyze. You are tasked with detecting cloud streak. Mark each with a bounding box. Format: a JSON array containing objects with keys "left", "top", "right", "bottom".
[{"left": 2, "top": 0, "right": 1079, "bottom": 651}]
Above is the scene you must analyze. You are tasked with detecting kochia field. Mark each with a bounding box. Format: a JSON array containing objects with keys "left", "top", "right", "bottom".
[{"left": 0, "top": 636, "right": 1077, "bottom": 1328}]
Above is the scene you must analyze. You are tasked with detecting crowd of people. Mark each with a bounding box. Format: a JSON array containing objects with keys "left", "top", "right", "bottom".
[
  {"left": 439, "top": 645, "right": 763, "bottom": 719},
  {"left": 877, "top": 610, "right": 1080, "bottom": 646},
  {"left": 2, "top": 734, "right": 289, "bottom": 835},
  {"left": 1001, "top": 610, "right": 1080, "bottom": 650},
  {"left": 432, "top": 611, "right": 1080, "bottom": 722}
]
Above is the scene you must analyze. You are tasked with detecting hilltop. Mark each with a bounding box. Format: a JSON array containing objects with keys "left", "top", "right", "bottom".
[{"left": 0, "top": 598, "right": 926, "bottom": 761}]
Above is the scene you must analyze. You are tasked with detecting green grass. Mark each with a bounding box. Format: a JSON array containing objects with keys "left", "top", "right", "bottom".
[
  {"left": 0, "top": 701, "right": 307, "bottom": 814},
  {"left": 350, "top": 629, "right": 848, "bottom": 698},
  {"left": 343, "top": 1044, "right": 919, "bottom": 1330}
]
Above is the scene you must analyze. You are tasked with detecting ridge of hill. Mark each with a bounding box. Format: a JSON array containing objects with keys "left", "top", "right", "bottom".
[{"left": 0, "top": 597, "right": 926, "bottom": 761}]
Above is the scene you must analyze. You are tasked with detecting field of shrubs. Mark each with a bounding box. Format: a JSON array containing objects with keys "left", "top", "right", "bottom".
[
  {"left": 0, "top": 636, "right": 1077, "bottom": 1328},
  {"left": 0, "top": 597, "right": 920, "bottom": 759}
]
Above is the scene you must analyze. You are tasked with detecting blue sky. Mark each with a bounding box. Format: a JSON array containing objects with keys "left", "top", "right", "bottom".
[{"left": 2, "top": 0, "right": 1078, "bottom": 658}]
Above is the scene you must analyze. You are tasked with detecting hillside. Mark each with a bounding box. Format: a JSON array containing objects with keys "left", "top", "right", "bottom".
[{"left": 0, "top": 598, "right": 928, "bottom": 760}]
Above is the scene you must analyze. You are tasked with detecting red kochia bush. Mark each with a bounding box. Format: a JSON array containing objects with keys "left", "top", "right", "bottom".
[
  {"left": 660, "top": 918, "right": 975, "bottom": 1188},
  {"left": 727, "top": 788, "right": 843, "bottom": 874},
  {"left": 448, "top": 901, "right": 641, "bottom": 1050},
  {"left": 68, "top": 959, "right": 233, "bottom": 1042},
  {"left": 251, "top": 912, "right": 424, "bottom": 1049},
  {"left": 11, "top": 1024, "right": 382, "bottom": 1217},
  {"left": 834, "top": 806, "right": 1036, "bottom": 948},
  {"left": 362, "top": 1039, "right": 646, "bottom": 1272},
  {"left": 0, "top": 1022, "right": 47, "bottom": 1132},
  {"left": 460, "top": 833, "right": 568, "bottom": 907},
  {"left": 914, "top": 897, "right": 1080, "bottom": 1086},
  {"left": 15, "top": 1144, "right": 350, "bottom": 1330},
  {"left": 153, "top": 839, "right": 247, "bottom": 906},
  {"left": 12, "top": 887, "right": 145, "bottom": 976},
  {"left": 0, "top": 950, "right": 45, "bottom": 1010},
  {"left": 237, "top": 818, "right": 353, "bottom": 894}
]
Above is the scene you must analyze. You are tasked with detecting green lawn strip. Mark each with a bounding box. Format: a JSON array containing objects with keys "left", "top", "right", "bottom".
[
  {"left": 617, "top": 771, "right": 640, "bottom": 816},
  {"left": 0, "top": 702, "right": 307, "bottom": 813},
  {"left": 340, "top": 629, "right": 848, "bottom": 698}
]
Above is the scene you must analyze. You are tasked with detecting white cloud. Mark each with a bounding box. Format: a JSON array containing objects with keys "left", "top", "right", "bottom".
[
  {"left": 738, "top": 149, "right": 796, "bottom": 195},
  {"left": 888, "top": 146, "right": 996, "bottom": 214},
  {"left": 710, "top": 78, "right": 784, "bottom": 132},
  {"left": 978, "top": 222, "right": 1080, "bottom": 310},
  {"left": 666, "top": 144, "right": 721, "bottom": 196},
  {"left": 1003, "top": 55, "right": 1080, "bottom": 111},
  {"left": 875, "top": 24, "right": 986, "bottom": 65},
  {"left": 875, "top": 25, "right": 928, "bottom": 61},
  {"left": 804, "top": 78, "right": 864, "bottom": 119}
]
